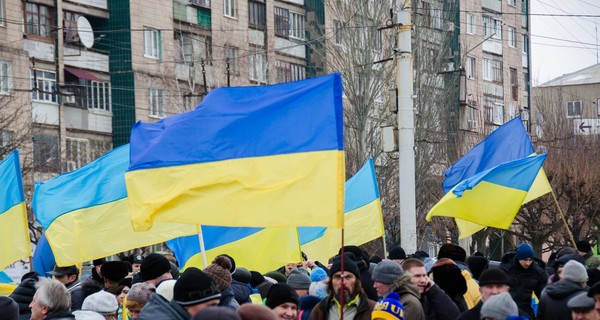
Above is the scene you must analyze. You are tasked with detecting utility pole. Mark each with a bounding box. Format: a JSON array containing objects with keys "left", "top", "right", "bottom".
[{"left": 396, "top": 0, "right": 417, "bottom": 254}]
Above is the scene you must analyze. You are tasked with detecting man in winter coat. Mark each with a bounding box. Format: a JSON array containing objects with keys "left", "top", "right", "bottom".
[
  {"left": 29, "top": 278, "right": 74, "bottom": 320},
  {"left": 9, "top": 274, "right": 38, "bottom": 320},
  {"left": 501, "top": 243, "right": 548, "bottom": 319},
  {"left": 436, "top": 243, "right": 481, "bottom": 308},
  {"left": 401, "top": 258, "right": 460, "bottom": 320},
  {"left": 568, "top": 292, "right": 600, "bottom": 320},
  {"left": 310, "top": 254, "right": 376, "bottom": 320},
  {"left": 203, "top": 256, "right": 240, "bottom": 309},
  {"left": 371, "top": 259, "right": 425, "bottom": 320},
  {"left": 138, "top": 267, "right": 221, "bottom": 320},
  {"left": 538, "top": 260, "right": 589, "bottom": 320},
  {"left": 577, "top": 240, "right": 600, "bottom": 270}
]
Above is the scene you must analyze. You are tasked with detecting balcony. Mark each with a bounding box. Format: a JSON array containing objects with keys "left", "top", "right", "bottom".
[
  {"left": 482, "top": 39, "right": 503, "bottom": 55},
  {"left": 68, "top": 0, "right": 107, "bottom": 10},
  {"left": 274, "top": 37, "right": 305, "bottom": 59},
  {"left": 482, "top": 0, "right": 501, "bottom": 12}
]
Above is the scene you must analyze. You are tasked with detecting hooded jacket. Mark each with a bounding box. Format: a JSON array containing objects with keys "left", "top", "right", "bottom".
[
  {"left": 538, "top": 279, "right": 587, "bottom": 320},
  {"left": 138, "top": 293, "right": 191, "bottom": 320},
  {"left": 390, "top": 274, "right": 425, "bottom": 320},
  {"left": 501, "top": 257, "right": 548, "bottom": 319}
]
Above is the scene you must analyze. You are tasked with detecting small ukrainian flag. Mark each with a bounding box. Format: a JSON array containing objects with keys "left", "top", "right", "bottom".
[{"left": 531, "top": 291, "right": 539, "bottom": 317}]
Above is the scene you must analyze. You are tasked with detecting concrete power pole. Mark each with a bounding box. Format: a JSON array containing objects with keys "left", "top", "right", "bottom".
[{"left": 396, "top": 1, "right": 417, "bottom": 254}]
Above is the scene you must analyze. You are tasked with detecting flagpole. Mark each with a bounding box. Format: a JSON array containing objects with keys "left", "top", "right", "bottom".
[
  {"left": 197, "top": 226, "right": 208, "bottom": 267},
  {"left": 382, "top": 235, "right": 388, "bottom": 259},
  {"left": 550, "top": 190, "right": 576, "bottom": 246}
]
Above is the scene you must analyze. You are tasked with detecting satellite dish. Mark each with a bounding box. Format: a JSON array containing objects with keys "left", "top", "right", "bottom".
[{"left": 76, "top": 16, "right": 94, "bottom": 49}]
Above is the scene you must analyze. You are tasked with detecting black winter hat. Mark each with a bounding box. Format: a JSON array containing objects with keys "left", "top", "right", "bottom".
[
  {"left": 265, "top": 283, "right": 299, "bottom": 309},
  {"left": 139, "top": 253, "right": 171, "bottom": 281},
  {"left": 101, "top": 261, "right": 129, "bottom": 282},
  {"left": 174, "top": 267, "right": 221, "bottom": 306},
  {"left": 339, "top": 246, "right": 369, "bottom": 272},
  {"left": 467, "top": 255, "right": 489, "bottom": 280},
  {"left": 478, "top": 268, "right": 509, "bottom": 286},
  {"left": 0, "top": 297, "right": 18, "bottom": 320},
  {"left": 250, "top": 271, "right": 266, "bottom": 288},
  {"left": 93, "top": 258, "right": 106, "bottom": 267},
  {"left": 388, "top": 246, "right": 406, "bottom": 260},
  {"left": 431, "top": 261, "right": 467, "bottom": 296},
  {"left": 232, "top": 267, "right": 252, "bottom": 284},
  {"left": 328, "top": 253, "right": 360, "bottom": 279},
  {"left": 577, "top": 240, "right": 593, "bottom": 253},
  {"left": 437, "top": 244, "right": 467, "bottom": 262}
]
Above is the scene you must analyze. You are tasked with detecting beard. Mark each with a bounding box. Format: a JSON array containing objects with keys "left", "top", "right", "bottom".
[{"left": 334, "top": 286, "right": 356, "bottom": 304}]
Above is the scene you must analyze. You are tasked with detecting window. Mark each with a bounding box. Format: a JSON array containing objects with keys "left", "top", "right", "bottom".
[
  {"left": 0, "top": 61, "right": 10, "bottom": 93},
  {"left": 334, "top": 20, "right": 343, "bottom": 45},
  {"left": 483, "top": 15, "right": 502, "bottom": 39},
  {"left": 508, "top": 0, "right": 516, "bottom": 6},
  {"left": 466, "top": 14, "right": 475, "bottom": 34},
  {"left": 224, "top": 45, "right": 239, "bottom": 74},
  {"left": 33, "top": 133, "right": 60, "bottom": 172},
  {"left": 144, "top": 28, "right": 161, "bottom": 59},
  {"left": 224, "top": 0, "right": 236, "bottom": 17},
  {"left": 465, "top": 57, "right": 475, "bottom": 79},
  {"left": 175, "top": 33, "right": 211, "bottom": 65},
  {"left": 64, "top": 12, "right": 81, "bottom": 44},
  {"left": 566, "top": 100, "right": 582, "bottom": 118},
  {"left": 274, "top": 7, "right": 289, "bottom": 37},
  {"left": 508, "top": 27, "right": 516, "bottom": 47},
  {"left": 249, "top": 49, "right": 267, "bottom": 82},
  {"left": 88, "top": 81, "right": 111, "bottom": 111},
  {"left": 482, "top": 58, "right": 502, "bottom": 83},
  {"left": 510, "top": 68, "right": 518, "bottom": 101},
  {"left": 522, "top": 34, "right": 529, "bottom": 53},
  {"left": 66, "top": 137, "right": 90, "bottom": 170},
  {"left": 149, "top": 89, "right": 165, "bottom": 117},
  {"left": 25, "top": 2, "right": 53, "bottom": 38},
  {"left": 275, "top": 60, "right": 305, "bottom": 83},
  {"left": 493, "top": 103, "right": 504, "bottom": 124},
  {"left": 0, "top": 0, "right": 4, "bottom": 27},
  {"left": 597, "top": 99, "right": 600, "bottom": 116},
  {"left": 31, "top": 69, "right": 57, "bottom": 102},
  {"left": 430, "top": 4, "right": 443, "bottom": 29},
  {"left": 248, "top": 1, "right": 266, "bottom": 30},
  {"left": 289, "top": 11, "right": 305, "bottom": 39},
  {"left": 0, "top": 130, "right": 12, "bottom": 148}
]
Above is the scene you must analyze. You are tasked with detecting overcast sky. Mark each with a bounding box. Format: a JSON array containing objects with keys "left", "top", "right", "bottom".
[{"left": 531, "top": 0, "right": 600, "bottom": 85}]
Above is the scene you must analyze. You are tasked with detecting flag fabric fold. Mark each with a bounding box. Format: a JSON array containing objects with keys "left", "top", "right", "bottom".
[
  {"left": 126, "top": 73, "right": 345, "bottom": 231},
  {"left": 32, "top": 233, "right": 56, "bottom": 277},
  {"left": 427, "top": 154, "right": 548, "bottom": 230},
  {"left": 0, "top": 150, "right": 31, "bottom": 270},
  {"left": 33, "top": 145, "right": 197, "bottom": 266},
  {"left": 0, "top": 271, "right": 16, "bottom": 296},
  {"left": 300, "top": 159, "right": 384, "bottom": 263}
]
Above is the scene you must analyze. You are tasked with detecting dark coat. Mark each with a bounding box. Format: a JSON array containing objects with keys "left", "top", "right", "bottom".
[
  {"left": 45, "top": 311, "right": 75, "bottom": 320},
  {"left": 389, "top": 274, "right": 425, "bottom": 320},
  {"left": 421, "top": 283, "right": 461, "bottom": 320},
  {"left": 230, "top": 279, "right": 252, "bottom": 305},
  {"left": 309, "top": 294, "right": 376, "bottom": 320},
  {"left": 138, "top": 293, "right": 190, "bottom": 320},
  {"left": 501, "top": 258, "right": 548, "bottom": 319},
  {"left": 538, "top": 279, "right": 586, "bottom": 320},
  {"left": 219, "top": 286, "right": 240, "bottom": 309},
  {"left": 9, "top": 278, "right": 36, "bottom": 320}
]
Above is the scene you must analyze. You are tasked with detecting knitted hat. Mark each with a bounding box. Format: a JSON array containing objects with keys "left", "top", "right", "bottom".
[
  {"left": 372, "top": 292, "right": 405, "bottom": 320},
  {"left": 263, "top": 271, "right": 288, "bottom": 284},
  {"left": 126, "top": 282, "right": 154, "bottom": 304},
  {"left": 265, "top": 283, "right": 299, "bottom": 309},
  {"left": 372, "top": 260, "right": 404, "bottom": 285},
  {"left": 81, "top": 290, "right": 118, "bottom": 316},
  {"left": 467, "top": 255, "right": 489, "bottom": 280},
  {"left": 515, "top": 243, "right": 535, "bottom": 261},
  {"left": 173, "top": 267, "right": 221, "bottom": 306},
  {"left": 481, "top": 292, "right": 518, "bottom": 320},
  {"left": 287, "top": 269, "right": 311, "bottom": 290},
  {"left": 232, "top": 267, "right": 252, "bottom": 284},
  {"left": 72, "top": 310, "right": 105, "bottom": 320},
  {"left": 328, "top": 253, "right": 360, "bottom": 278},
  {"left": 562, "top": 260, "right": 588, "bottom": 283},
  {"left": 156, "top": 279, "right": 177, "bottom": 301},
  {"left": 139, "top": 253, "right": 171, "bottom": 281},
  {"left": 237, "top": 304, "right": 279, "bottom": 320},
  {"left": 48, "top": 265, "right": 79, "bottom": 276},
  {"left": 100, "top": 261, "right": 129, "bottom": 282},
  {"left": 569, "top": 292, "right": 595, "bottom": 311},
  {"left": 0, "top": 297, "right": 18, "bottom": 320},
  {"left": 478, "top": 268, "right": 509, "bottom": 286},
  {"left": 219, "top": 254, "right": 237, "bottom": 273},
  {"left": 204, "top": 256, "right": 233, "bottom": 291},
  {"left": 310, "top": 267, "right": 327, "bottom": 282},
  {"left": 437, "top": 244, "right": 467, "bottom": 262},
  {"left": 576, "top": 241, "right": 593, "bottom": 253},
  {"left": 388, "top": 246, "right": 406, "bottom": 260},
  {"left": 191, "top": 306, "right": 241, "bottom": 320}
]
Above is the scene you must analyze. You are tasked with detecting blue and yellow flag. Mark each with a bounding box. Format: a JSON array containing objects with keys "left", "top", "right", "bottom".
[
  {"left": 531, "top": 291, "right": 539, "bottom": 316},
  {"left": 299, "top": 159, "right": 384, "bottom": 263},
  {"left": 427, "top": 154, "right": 548, "bottom": 229},
  {"left": 0, "top": 271, "right": 16, "bottom": 296},
  {"left": 442, "top": 117, "right": 551, "bottom": 238},
  {"left": 33, "top": 145, "right": 197, "bottom": 266},
  {"left": 166, "top": 226, "right": 301, "bottom": 273},
  {"left": 126, "top": 73, "right": 345, "bottom": 231},
  {"left": 0, "top": 150, "right": 30, "bottom": 270},
  {"left": 32, "top": 233, "right": 55, "bottom": 277}
]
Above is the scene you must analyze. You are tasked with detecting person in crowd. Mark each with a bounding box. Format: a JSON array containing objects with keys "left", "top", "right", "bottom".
[
  {"left": 466, "top": 254, "right": 488, "bottom": 281},
  {"left": 501, "top": 243, "right": 548, "bottom": 319},
  {"left": 237, "top": 304, "right": 279, "bottom": 320},
  {"left": 138, "top": 267, "right": 221, "bottom": 319},
  {"left": 231, "top": 267, "right": 253, "bottom": 305},
  {"left": 577, "top": 240, "right": 600, "bottom": 269},
  {"left": 131, "top": 255, "right": 144, "bottom": 274},
  {"left": 190, "top": 306, "right": 241, "bottom": 320},
  {"left": 265, "top": 283, "right": 299, "bottom": 320},
  {"left": 479, "top": 292, "right": 521, "bottom": 320},
  {"left": 49, "top": 265, "right": 81, "bottom": 290},
  {"left": 371, "top": 259, "right": 424, "bottom": 320},
  {"left": 401, "top": 258, "right": 460, "bottom": 320},
  {"left": 0, "top": 296, "right": 19, "bottom": 320},
  {"left": 9, "top": 273, "right": 39, "bottom": 320},
  {"left": 298, "top": 295, "right": 321, "bottom": 320},
  {"left": 436, "top": 244, "right": 481, "bottom": 309},
  {"left": 568, "top": 292, "right": 600, "bottom": 320},
  {"left": 100, "top": 261, "right": 130, "bottom": 295},
  {"left": 371, "top": 292, "right": 405, "bottom": 320},
  {"left": 388, "top": 246, "right": 407, "bottom": 265},
  {"left": 90, "top": 259, "right": 106, "bottom": 288},
  {"left": 265, "top": 271, "right": 288, "bottom": 284},
  {"left": 430, "top": 258, "right": 468, "bottom": 312},
  {"left": 72, "top": 310, "right": 105, "bottom": 320},
  {"left": 538, "top": 260, "right": 588, "bottom": 320},
  {"left": 310, "top": 253, "right": 376, "bottom": 320},
  {"left": 81, "top": 291, "right": 119, "bottom": 320},
  {"left": 138, "top": 253, "right": 173, "bottom": 286},
  {"left": 287, "top": 268, "right": 311, "bottom": 297},
  {"left": 251, "top": 271, "right": 274, "bottom": 299},
  {"left": 71, "top": 279, "right": 103, "bottom": 312},
  {"left": 125, "top": 282, "right": 154, "bottom": 320},
  {"left": 308, "top": 267, "right": 328, "bottom": 300},
  {"left": 339, "top": 246, "right": 378, "bottom": 301},
  {"left": 156, "top": 279, "right": 176, "bottom": 302},
  {"left": 204, "top": 255, "right": 240, "bottom": 309},
  {"left": 29, "top": 278, "right": 74, "bottom": 320},
  {"left": 588, "top": 281, "right": 600, "bottom": 314}
]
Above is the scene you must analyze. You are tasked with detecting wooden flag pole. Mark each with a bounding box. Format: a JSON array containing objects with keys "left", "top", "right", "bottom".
[
  {"left": 197, "top": 225, "right": 208, "bottom": 267},
  {"left": 551, "top": 190, "right": 576, "bottom": 246}
]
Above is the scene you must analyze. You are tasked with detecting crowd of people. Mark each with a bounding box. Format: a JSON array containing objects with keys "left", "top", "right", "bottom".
[{"left": 3, "top": 240, "right": 600, "bottom": 320}]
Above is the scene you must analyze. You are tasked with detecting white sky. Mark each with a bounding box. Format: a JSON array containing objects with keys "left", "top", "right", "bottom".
[{"left": 531, "top": 0, "right": 600, "bottom": 85}]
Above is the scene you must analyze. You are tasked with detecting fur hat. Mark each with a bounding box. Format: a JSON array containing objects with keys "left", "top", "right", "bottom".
[
  {"left": 174, "top": 267, "right": 221, "bottom": 306},
  {"left": 139, "top": 253, "right": 171, "bottom": 281},
  {"left": 126, "top": 282, "right": 154, "bottom": 305},
  {"left": 204, "top": 256, "right": 233, "bottom": 291},
  {"left": 328, "top": 253, "right": 360, "bottom": 278},
  {"left": 265, "top": 283, "right": 299, "bottom": 309},
  {"left": 372, "top": 260, "right": 404, "bottom": 284},
  {"left": 286, "top": 269, "right": 311, "bottom": 290},
  {"left": 431, "top": 259, "right": 467, "bottom": 296},
  {"left": 577, "top": 241, "right": 593, "bottom": 253},
  {"left": 478, "top": 268, "right": 509, "bottom": 286},
  {"left": 481, "top": 292, "right": 518, "bottom": 320},
  {"left": 562, "top": 260, "right": 588, "bottom": 283},
  {"left": 372, "top": 292, "right": 405, "bottom": 320},
  {"left": 437, "top": 244, "right": 467, "bottom": 262},
  {"left": 515, "top": 243, "right": 534, "bottom": 261},
  {"left": 237, "top": 304, "right": 279, "bottom": 320},
  {"left": 81, "top": 290, "right": 118, "bottom": 316},
  {"left": 388, "top": 246, "right": 406, "bottom": 260},
  {"left": 0, "top": 297, "right": 18, "bottom": 320},
  {"left": 100, "top": 261, "right": 129, "bottom": 282}
]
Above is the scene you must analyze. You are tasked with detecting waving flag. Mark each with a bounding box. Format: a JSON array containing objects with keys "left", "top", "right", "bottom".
[
  {"left": 0, "top": 271, "right": 16, "bottom": 296},
  {"left": 167, "top": 226, "right": 301, "bottom": 273},
  {"left": 126, "top": 74, "right": 345, "bottom": 231},
  {"left": 442, "top": 117, "right": 551, "bottom": 238},
  {"left": 427, "top": 154, "right": 547, "bottom": 229},
  {"left": 32, "top": 233, "right": 55, "bottom": 277},
  {"left": 300, "top": 159, "right": 384, "bottom": 263},
  {"left": 33, "top": 145, "right": 197, "bottom": 266},
  {"left": 0, "top": 150, "right": 30, "bottom": 270}
]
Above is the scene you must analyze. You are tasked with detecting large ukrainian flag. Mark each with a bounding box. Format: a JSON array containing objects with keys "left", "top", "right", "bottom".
[
  {"left": 0, "top": 150, "right": 31, "bottom": 270},
  {"left": 427, "top": 154, "right": 548, "bottom": 229},
  {"left": 442, "top": 116, "right": 552, "bottom": 237},
  {"left": 166, "top": 226, "right": 301, "bottom": 273},
  {"left": 0, "top": 271, "right": 16, "bottom": 296},
  {"left": 299, "top": 159, "right": 384, "bottom": 263},
  {"left": 33, "top": 145, "right": 197, "bottom": 266},
  {"left": 126, "top": 73, "right": 345, "bottom": 231}
]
